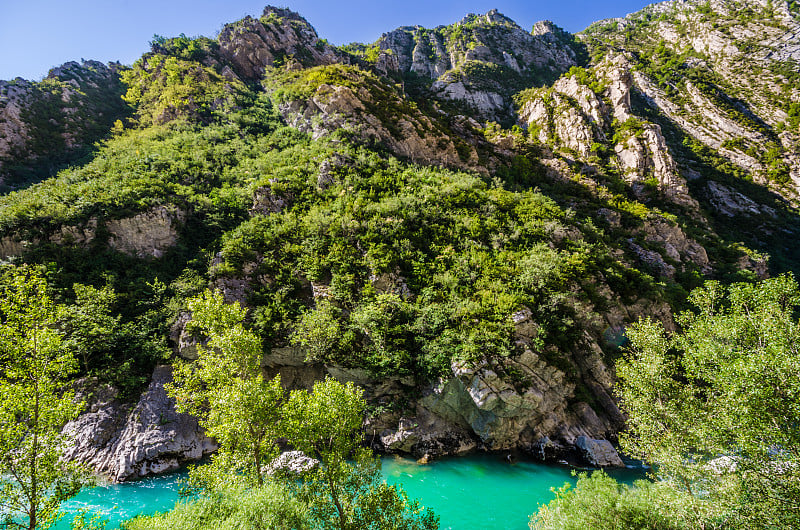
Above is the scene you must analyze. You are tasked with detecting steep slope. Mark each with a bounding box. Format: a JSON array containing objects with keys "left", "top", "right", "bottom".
[
  {"left": 0, "top": 3, "right": 797, "bottom": 480},
  {"left": 0, "top": 60, "right": 127, "bottom": 190},
  {"left": 573, "top": 0, "right": 800, "bottom": 272},
  {"left": 371, "top": 10, "right": 579, "bottom": 121},
  {"left": 583, "top": 0, "right": 799, "bottom": 191}
]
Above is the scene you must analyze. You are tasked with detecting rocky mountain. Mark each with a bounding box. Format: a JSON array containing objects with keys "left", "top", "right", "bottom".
[
  {"left": 0, "top": 1, "right": 797, "bottom": 480},
  {"left": 372, "top": 10, "right": 579, "bottom": 120}
]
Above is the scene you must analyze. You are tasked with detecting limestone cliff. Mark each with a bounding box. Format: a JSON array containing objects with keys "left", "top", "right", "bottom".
[
  {"left": 583, "top": 0, "right": 800, "bottom": 198},
  {"left": 518, "top": 55, "right": 698, "bottom": 208},
  {"left": 376, "top": 11, "right": 577, "bottom": 121},
  {"left": 272, "top": 67, "right": 481, "bottom": 171},
  {"left": 217, "top": 6, "right": 349, "bottom": 80},
  {"left": 0, "top": 206, "right": 184, "bottom": 260}
]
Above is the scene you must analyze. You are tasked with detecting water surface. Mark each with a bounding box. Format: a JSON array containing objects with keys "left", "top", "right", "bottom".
[{"left": 55, "top": 455, "right": 644, "bottom": 529}]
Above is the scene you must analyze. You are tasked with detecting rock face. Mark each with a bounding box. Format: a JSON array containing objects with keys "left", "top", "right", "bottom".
[
  {"left": 584, "top": 0, "right": 800, "bottom": 198},
  {"left": 218, "top": 7, "right": 347, "bottom": 80},
  {"left": 519, "top": 55, "right": 697, "bottom": 209},
  {"left": 106, "top": 206, "right": 185, "bottom": 258},
  {"left": 576, "top": 436, "right": 625, "bottom": 467},
  {"left": 364, "top": 309, "right": 625, "bottom": 466},
  {"left": 0, "top": 206, "right": 183, "bottom": 260},
  {"left": 63, "top": 366, "right": 217, "bottom": 482},
  {"left": 376, "top": 10, "right": 577, "bottom": 120},
  {"left": 0, "top": 78, "right": 31, "bottom": 170},
  {"left": 0, "top": 235, "right": 26, "bottom": 257},
  {"left": 277, "top": 76, "right": 479, "bottom": 171},
  {"left": 629, "top": 214, "right": 712, "bottom": 278},
  {"left": 378, "top": 11, "right": 576, "bottom": 81},
  {"left": 706, "top": 180, "right": 777, "bottom": 218}
]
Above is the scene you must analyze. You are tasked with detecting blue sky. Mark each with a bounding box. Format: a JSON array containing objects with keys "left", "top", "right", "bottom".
[{"left": 0, "top": 0, "right": 654, "bottom": 80}]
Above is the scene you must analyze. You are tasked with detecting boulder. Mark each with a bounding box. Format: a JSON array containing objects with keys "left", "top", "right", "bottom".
[
  {"left": 266, "top": 450, "right": 319, "bottom": 476},
  {"left": 575, "top": 436, "right": 624, "bottom": 467}
]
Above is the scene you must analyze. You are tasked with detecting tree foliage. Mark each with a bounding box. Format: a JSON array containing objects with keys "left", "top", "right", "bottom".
[
  {"left": 618, "top": 274, "right": 800, "bottom": 527},
  {"left": 530, "top": 471, "right": 705, "bottom": 530},
  {"left": 0, "top": 266, "right": 86, "bottom": 529},
  {"left": 122, "top": 482, "right": 310, "bottom": 530},
  {"left": 532, "top": 275, "right": 800, "bottom": 528},
  {"left": 282, "top": 377, "right": 438, "bottom": 530},
  {"left": 167, "top": 290, "right": 283, "bottom": 486}
]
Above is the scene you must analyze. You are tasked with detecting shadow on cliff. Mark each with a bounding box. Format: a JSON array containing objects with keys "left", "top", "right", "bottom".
[{"left": 631, "top": 88, "right": 800, "bottom": 279}]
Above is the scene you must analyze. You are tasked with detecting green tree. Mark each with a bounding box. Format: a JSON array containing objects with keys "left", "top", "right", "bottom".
[
  {"left": 530, "top": 471, "right": 704, "bottom": 530},
  {"left": 60, "top": 283, "right": 120, "bottom": 374},
  {"left": 291, "top": 299, "right": 345, "bottom": 362},
  {"left": 282, "top": 377, "right": 438, "bottom": 530},
  {"left": 122, "top": 482, "right": 310, "bottom": 530},
  {"left": 617, "top": 274, "right": 800, "bottom": 527},
  {"left": 0, "top": 266, "right": 85, "bottom": 529},
  {"left": 166, "top": 289, "right": 283, "bottom": 486},
  {"left": 531, "top": 275, "right": 800, "bottom": 528}
]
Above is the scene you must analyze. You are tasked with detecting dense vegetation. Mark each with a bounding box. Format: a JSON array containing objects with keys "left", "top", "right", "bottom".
[
  {"left": 532, "top": 275, "right": 800, "bottom": 528},
  {"left": 2, "top": 1, "right": 800, "bottom": 527},
  {"left": 0, "top": 37, "right": 685, "bottom": 394}
]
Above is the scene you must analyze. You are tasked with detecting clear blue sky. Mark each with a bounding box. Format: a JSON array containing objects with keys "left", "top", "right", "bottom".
[{"left": 0, "top": 0, "right": 653, "bottom": 80}]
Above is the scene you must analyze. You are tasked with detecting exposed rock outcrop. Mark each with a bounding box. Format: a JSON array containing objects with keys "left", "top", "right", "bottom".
[
  {"left": 1, "top": 206, "right": 183, "bottom": 260},
  {"left": 519, "top": 55, "right": 698, "bottom": 209},
  {"left": 576, "top": 436, "right": 625, "bottom": 467},
  {"left": 378, "top": 11, "right": 576, "bottom": 81},
  {"left": 250, "top": 182, "right": 290, "bottom": 215},
  {"left": 0, "top": 235, "right": 26, "bottom": 258},
  {"left": 218, "top": 7, "right": 347, "bottom": 80},
  {"left": 706, "top": 180, "right": 777, "bottom": 217},
  {"left": 0, "top": 78, "right": 31, "bottom": 167},
  {"left": 0, "top": 60, "right": 126, "bottom": 185},
  {"left": 277, "top": 79, "right": 479, "bottom": 170},
  {"left": 49, "top": 218, "right": 99, "bottom": 246},
  {"left": 266, "top": 450, "right": 319, "bottom": 476},
  {"left": 637, "top": 214, "right": 712, "bottom": 277},
  {"left": 364, "top": 307, "right": 625, "bottom": 466},
  {"left": 376, "top": 10, "right": 576, "bottom": 120},
  {"left": 106, "top": 206, "right": 185, "bottom": 258},
  {"left": 583, "top": 0, "right": 800, "bottom": 198},
  {"left": 63, "top": 366, "right": 217, "bottom": 482}
]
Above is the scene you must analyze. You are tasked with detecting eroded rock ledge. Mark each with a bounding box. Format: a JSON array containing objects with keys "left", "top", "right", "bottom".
[{"left": 66, "top": 342, "right": 625, "bottom": 483}]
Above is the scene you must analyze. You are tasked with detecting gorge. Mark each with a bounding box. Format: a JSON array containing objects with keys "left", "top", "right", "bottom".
[{"left": 1, "top": 0, "right": 799, "bottom": 527}]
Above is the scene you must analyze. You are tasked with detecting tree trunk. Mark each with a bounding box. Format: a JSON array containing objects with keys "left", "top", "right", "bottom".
[
  {"left": 29, "top": 325, "right": 39, "bottom": 530},
  {"left": 328, "top": 471, "right": 346, "bottom": 530}
]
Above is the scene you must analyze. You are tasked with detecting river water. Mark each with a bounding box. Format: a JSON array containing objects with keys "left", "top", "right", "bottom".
[{"left": 55, "top": 454, "right": 645, "bottom": 530}]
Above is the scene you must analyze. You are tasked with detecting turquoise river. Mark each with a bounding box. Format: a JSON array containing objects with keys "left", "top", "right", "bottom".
[{"left": 55, "top": 454, "right": 645, "bottom": 530}]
